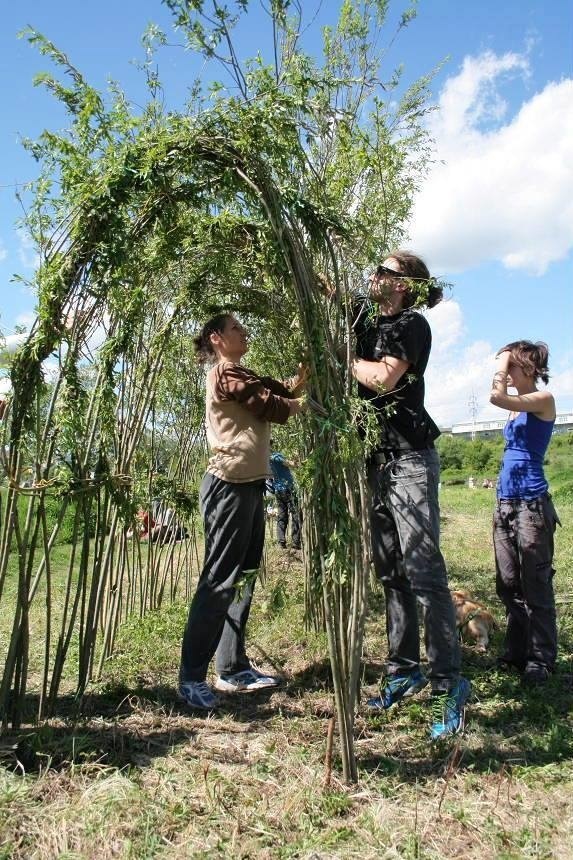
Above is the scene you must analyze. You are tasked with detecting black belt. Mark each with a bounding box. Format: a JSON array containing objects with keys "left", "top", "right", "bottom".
[
  {"left": 370, "top": 446, "right": 433, "bottom": 466},
  {"left": 371, "top": 450, "right": 401, "bottom": 466}
]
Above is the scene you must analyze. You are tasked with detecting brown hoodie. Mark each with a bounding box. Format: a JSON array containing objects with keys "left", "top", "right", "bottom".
[{"left": 205, "top": 362, "right": 295, "bottom": 483}]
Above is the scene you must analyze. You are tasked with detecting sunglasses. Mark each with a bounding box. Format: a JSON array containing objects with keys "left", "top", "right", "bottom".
[{"left": 374, "top": 265, "right": 403, "bottom": 278}]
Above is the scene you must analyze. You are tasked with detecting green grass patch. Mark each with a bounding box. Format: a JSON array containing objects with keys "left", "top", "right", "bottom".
[{"left": 1, "top": 496, "right": 573, "bottom": 858}]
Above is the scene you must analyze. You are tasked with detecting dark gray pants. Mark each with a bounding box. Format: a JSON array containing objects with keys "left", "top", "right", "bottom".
[
  {"left": 179, "top": 473, "right": 265, "bottom": 684},
  {"left": 494, "top": 494, "right": 559, "bottom": 673},
  {"left": 368, "top": 449, "right": 460, "bottom": 692},
  {"left": 276, "top": 489, "right": 301, "bottom": 548}
]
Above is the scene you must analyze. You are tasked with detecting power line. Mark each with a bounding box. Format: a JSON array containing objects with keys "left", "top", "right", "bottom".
[{"left": 468, "top": 391, "right": 478, "bottom": 441}]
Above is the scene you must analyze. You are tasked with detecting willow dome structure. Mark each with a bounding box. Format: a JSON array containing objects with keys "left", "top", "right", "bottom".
[{"left": 0, "top": 4, "right": 432, "bottom": 782}]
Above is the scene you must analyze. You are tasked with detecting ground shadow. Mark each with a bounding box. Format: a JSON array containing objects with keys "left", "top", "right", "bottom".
[
  {"left": 3, "top": 655, "right": 573, "bottom": 782},
  {"left": 0, "top": 672, "right": 335, "bottom": 775}
]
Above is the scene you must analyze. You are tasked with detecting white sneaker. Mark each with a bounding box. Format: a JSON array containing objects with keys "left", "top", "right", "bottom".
[{"left": 214, "top": 667, "right": 282, "bottom": 692}]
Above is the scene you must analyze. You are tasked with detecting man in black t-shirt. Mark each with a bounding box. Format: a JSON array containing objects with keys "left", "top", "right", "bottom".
[
  {"left": 353, "top": 299, "right": 440, "bottom": 452},
  {"left": 346, "top": 251, "right": 470, "bottom": 740}
]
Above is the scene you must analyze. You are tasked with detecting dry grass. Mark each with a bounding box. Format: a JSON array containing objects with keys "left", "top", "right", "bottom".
[{"left": 1, "top": 489, "right": 573, "bottom": 858}]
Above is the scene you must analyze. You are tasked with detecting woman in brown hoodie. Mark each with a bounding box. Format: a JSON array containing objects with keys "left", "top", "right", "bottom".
[{"left": 178, "top": 313, "right": 305, "bottom": 710}]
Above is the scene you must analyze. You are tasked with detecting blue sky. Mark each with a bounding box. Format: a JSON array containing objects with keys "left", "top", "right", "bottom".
[{"left": 1, "top": 0, "right": 571, "bottom": 425}]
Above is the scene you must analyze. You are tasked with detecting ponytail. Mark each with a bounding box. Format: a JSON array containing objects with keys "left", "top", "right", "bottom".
[{"left": 194, "top": 313, "right": 230, "bottom": 364}]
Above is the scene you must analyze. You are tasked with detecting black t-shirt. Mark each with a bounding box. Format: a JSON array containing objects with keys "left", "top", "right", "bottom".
[{"left": 352, "top": 299, "right": 440, "bottom": 452}]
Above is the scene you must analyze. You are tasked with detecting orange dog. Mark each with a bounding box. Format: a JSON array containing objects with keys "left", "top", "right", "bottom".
[{"left": 451, "top": 590, "right": 497, "bottom": 651}]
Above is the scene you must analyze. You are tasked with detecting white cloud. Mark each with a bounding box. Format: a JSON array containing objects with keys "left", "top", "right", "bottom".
[
  {"left": 43, "top": 361, "right": 61, "bottom": 383},
  {"left": 17, "top": 230, "right": 40, "bottom": 270},
  {"left": 0, "top": 239, "right": 7, "bottom": 262},
  {"left": 435, "top": 51, "right": 529, "bottom": 146},
  {"left": 408, "top": 51, "right": 573, "bottom": 274},
  {"left": 16, "top": 311, "right": 36, "bottom": 331},
  {"left": 425, "top": 338, "right": 497, "bottom": 428},
  {"left": 552, "top": 367, "right": 573, "bottom": 401},
  {"left": 423, "top": 302, "right": 497, "bottom": 425},
  {"left": 422, "top": 299, "right": 465, "bottom": 356}
]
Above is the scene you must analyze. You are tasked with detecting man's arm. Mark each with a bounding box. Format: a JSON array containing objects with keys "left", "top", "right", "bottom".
[
  {"left": 346, "top": 301, "right": 423, "bottom": 394},
  {"left": 350, "top": 354, "right": 410, "bottom": 394}
]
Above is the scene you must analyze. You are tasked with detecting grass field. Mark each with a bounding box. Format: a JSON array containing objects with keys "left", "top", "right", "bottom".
[{"left": 1, "top": 486, "right": 572, "bottom": 858}]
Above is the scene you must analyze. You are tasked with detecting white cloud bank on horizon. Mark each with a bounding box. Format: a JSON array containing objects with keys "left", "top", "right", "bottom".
[
  {"left": 408, "top": 51, "right": 573, "bottom": 274},
  {"left": 423, "top": 300, "right": 495, "bottom": 426}
]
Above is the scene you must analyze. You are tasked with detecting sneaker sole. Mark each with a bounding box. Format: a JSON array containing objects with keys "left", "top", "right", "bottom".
[
  {"left": 214, "top": 678, "right": 282, "bottom": 693},
  {"left": 366, "top": 697, "right": 388, "bottom": 711},
  {"left": 402, "top": 679, "right": 429, "bottom": 698},
  {"left": 177, "top": 691, "right": 220, "bottom": 711}
]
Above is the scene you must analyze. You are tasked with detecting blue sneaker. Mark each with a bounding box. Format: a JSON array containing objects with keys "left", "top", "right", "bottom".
[
  {"left": 178, "top": 681, "right": 220, "bottom": 711},
  {"left": 367, "top": 669, "right": 428, "bottom": 711},
  {"left": 430, "top": 677, "right": 471, "bottom": 740}
]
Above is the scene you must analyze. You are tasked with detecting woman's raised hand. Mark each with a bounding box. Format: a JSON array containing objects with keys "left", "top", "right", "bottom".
[
  {"left": 495, "top": 350, "right": 511, "bottom": 370},
  {"left": 290, "top": 363, "right": 309, "bottom": 396}
]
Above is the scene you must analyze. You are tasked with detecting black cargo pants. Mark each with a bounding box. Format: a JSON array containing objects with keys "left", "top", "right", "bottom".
[
  {"left": 179, "top": 473, "right": 265, "bottom": 684},
  {"left": 494, "top": 494, "right": 560, "bottom": 673}
]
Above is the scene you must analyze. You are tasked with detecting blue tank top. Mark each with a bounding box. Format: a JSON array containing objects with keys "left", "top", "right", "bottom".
[{"left": 497, "top": 412, "right": 553, "bottom": 500}]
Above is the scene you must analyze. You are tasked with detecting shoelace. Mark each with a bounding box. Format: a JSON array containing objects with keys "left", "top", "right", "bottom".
[
  {"left": 194, "top": 681, "right": 214, "bottom": 696},
  {"left": 431, "top": 691, "right": 454, "bottom": 724},
  {"left": 234, "top": 671, "right": 255, "bottom": 682}
]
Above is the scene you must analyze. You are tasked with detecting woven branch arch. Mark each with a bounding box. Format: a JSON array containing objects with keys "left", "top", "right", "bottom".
[
  {"left": 1, "top": 112, "right": 370, "bottom": 783},
  {"left": 1, "top": 1, "right": 435, "bottom": 782}
]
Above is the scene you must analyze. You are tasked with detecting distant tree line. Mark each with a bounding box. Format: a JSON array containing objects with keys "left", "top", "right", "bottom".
[{"left": 436, "top": 431, "right": 573, "bottom": 491}]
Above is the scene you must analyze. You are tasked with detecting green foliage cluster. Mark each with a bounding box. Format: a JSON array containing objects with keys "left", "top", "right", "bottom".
[
  {"left": 11, "top": 0, "right": 434, "bottom": 526},
  {"left": 437, "top": 434, "right": 505, "bottom": 483},
  {"left": 8, "top": 0, "right": 437, "bottom": 466},
  {"left": 545, "top": 433, "right": 573, "bottom": 502}
]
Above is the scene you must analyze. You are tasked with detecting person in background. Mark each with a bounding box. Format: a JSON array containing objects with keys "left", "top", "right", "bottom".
[
  {"left": 178, "top": 313, "right": 306, "bottom": 710},
  {"left": 343, "top": 250, "right": 470, "bottom": 740},
  {"left": 490, "top": 341, "right": 560, "bottom": 685},
  {"left": 150, "top": 501, "right": 188, "bottom": 543},
  {"left": 268, "top": 445, "right": 302, "bottom": 551},
  {"left": 141, "top": 509, "right": 154, "bottom": 540}
]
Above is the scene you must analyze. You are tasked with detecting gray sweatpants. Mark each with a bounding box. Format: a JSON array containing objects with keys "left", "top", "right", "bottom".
[
  {"left": 368, "top": 448, "right": 460, "bottom": 692},
  {"left": 179, "top": 473, "right": 265, "bottom": 684},
  {"left": 494, "top": 494, "right": 559, "bottom": 673}
]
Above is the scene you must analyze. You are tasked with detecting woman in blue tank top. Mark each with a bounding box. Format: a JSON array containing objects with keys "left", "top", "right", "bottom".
[{"left": 490, "top": 340, "right": 560, "bottom": 685}]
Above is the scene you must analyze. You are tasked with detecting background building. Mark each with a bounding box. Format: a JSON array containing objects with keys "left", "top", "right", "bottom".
[{"left": 448, "top": 413, "right": 573, "bottom": 439}]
